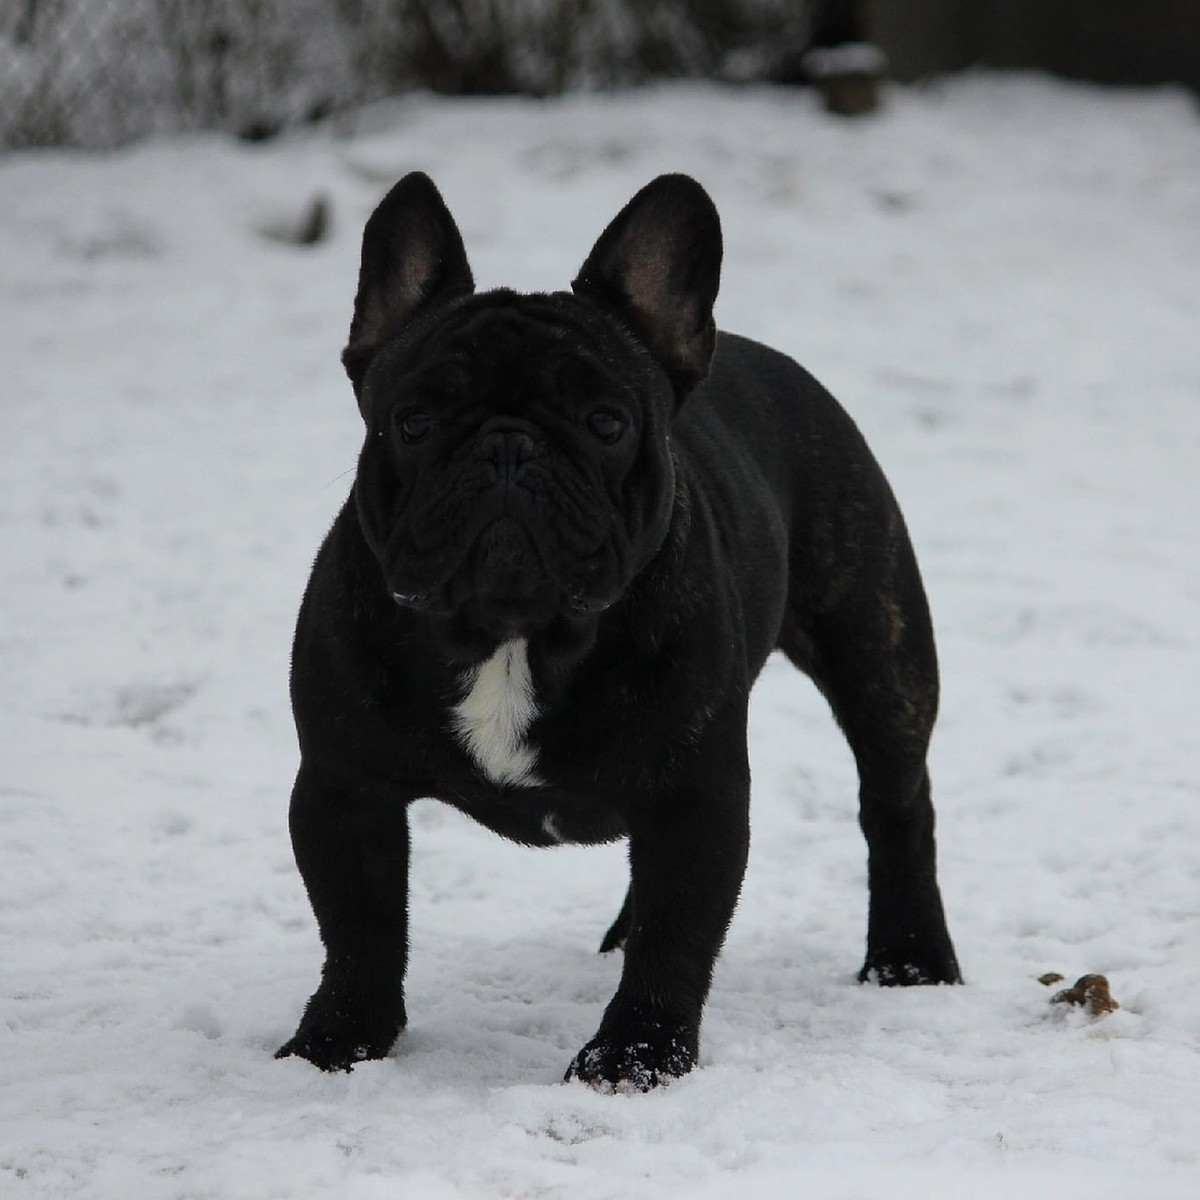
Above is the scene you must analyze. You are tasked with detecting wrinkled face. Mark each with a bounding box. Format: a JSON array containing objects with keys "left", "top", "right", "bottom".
[
  {"left": 341, "top": 170, "right": 722, "bottom": 645},
  {"left": 354, "top": 292, "right": 676, "bottom": 639}
]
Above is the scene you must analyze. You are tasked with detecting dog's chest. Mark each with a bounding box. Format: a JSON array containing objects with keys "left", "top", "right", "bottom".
[{"left": 450, "top": 638, "right": 541, "bottom": 788}]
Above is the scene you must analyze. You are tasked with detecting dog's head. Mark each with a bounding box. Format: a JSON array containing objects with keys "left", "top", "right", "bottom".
[{"left": 343, "top": 172, "right": 722, "bottom": 643}]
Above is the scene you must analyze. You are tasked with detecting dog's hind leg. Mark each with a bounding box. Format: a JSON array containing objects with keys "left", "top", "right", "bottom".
[
  {"left": 780, "top": 532, "right": 961, "bottom": 986},
  {"left": 598, "top": 883, "right": 634, "bottom": 953}
]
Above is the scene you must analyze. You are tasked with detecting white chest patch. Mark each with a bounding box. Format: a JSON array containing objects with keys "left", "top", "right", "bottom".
[{"left": 450, "top": 638, "right": 541, "bottom": 788}]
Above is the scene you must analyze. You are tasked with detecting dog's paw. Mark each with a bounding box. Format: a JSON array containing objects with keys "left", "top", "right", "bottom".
[
  {"left": 275, "top": 1023, "right": 399, "bottom": 1072},
  {"left": 564, "top": 1022, "right": 697, "bottom": 1093},
  {"left": 859, "top": 941, "right": 962, "bottom": 986},
  {"left": 275, "top": 995, "right": 403, "bottom": 1072}
]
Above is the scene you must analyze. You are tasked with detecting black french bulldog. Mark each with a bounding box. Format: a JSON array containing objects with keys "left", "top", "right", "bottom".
[{"left": 276, "top": 172, "right": 961, "bottom": 1090}]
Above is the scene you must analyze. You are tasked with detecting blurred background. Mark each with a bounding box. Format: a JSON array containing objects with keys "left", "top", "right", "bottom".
[{"left": 4, "top": 0, "right": 1200, "bottom": 151}]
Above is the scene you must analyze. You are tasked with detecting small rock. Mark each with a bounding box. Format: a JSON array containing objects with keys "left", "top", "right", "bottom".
[
  {"left": 257, "top": 195, "right": 331, "bottom": 247},
  {"left": 292, "top": 195, "right": 330, "bottom": 246},
  {"left": 1037, "top": 972, "right": 1066, "bottom": 986}
]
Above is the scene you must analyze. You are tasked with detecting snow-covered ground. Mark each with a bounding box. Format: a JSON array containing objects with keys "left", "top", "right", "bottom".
[{"left": 2, "top": 75, "right": 1199, "bottom": 1198}]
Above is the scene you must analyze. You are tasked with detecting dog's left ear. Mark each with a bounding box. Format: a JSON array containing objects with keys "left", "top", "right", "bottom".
[
  {"left": 343, "top": 172, "right": 474, "bottom": 392},
  {"left": 573, "top": 174, "right": 722, "bottom": 398}
]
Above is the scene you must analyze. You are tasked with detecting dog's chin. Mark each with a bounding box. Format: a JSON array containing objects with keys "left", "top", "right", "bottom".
[
  {"left": 461, "top": 579, "right": 620, "bottom": 639},
  {"left": 390, "top": 579, "right": 616, "bottom": 643},
  {"left": 462, "top": 594, "right": 556, "bottom": 640}
]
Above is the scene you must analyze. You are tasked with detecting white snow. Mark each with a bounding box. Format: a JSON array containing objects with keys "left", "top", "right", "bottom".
[{"left": 2, "top": 75, "right": 1199, "bottom": 1198}]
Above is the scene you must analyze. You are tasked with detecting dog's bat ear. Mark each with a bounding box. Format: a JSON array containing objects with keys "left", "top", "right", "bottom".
[
  {"left": 342, "top": 172, "right": 474, "bottom": 391},
  {"left": 573, "top": 174, "right": 722, "bottom": 398}
]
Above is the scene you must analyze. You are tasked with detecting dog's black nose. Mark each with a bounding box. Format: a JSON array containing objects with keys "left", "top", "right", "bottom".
[
  {"left": 478, "top": 427, "right": 540, "bottom": 466},
  {"left": 479, "top": 430, "right": 533, "bottom": 464},
  {"left": 476, "top": 422, "right": 543, "bottom": 501}
]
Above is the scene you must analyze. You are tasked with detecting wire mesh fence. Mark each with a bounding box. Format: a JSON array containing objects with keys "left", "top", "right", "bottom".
[
  {"left": 1, "top": 0, "right": 402, "bottom": 149},
  {"left": 0, "top": 0, "right": 812, "bottom": 151}
]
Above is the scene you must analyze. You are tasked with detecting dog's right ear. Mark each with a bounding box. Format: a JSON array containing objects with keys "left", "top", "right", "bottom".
[{"left": 342, "top": 172, "right": 474, "bottom": 392}]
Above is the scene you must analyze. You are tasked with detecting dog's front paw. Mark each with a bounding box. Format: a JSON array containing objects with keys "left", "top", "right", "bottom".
[
  {"left": 275, "top": 1026, "right": 399, "bottom": 1072},
  {"left": 275, "top": 1030, "right": 384, "bottom": 1073},
  {"left": 859, "top": 938, "right": 962, "bottom": 986},
  {"left": 275, "top": 992, "right": 404, "bottom": 1072},
  {"left": 565, "top": 1021, "right": 698, "bottom": 1092}
]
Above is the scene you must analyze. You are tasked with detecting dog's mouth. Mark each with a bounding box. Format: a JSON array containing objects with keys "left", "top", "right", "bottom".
[
  {"left": 390, "top": 589, "right": 611, "bottom": 620},
  {"left": 390, "top": 588, "right": 435, "bottom": 610},
  {"left": 389, "top": 516, "right": 615, "bottom": 635},
  {"left": 462, "top": 517, "right": 556, "bottom": 634}
]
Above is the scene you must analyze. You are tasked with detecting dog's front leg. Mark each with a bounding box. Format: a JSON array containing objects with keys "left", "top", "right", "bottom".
[
  {"left": 567, "top": 708, "right": 750, "bottom": 1092},
  {"left": 276, "top": 763, "right": 410, "bottom": 1071}
]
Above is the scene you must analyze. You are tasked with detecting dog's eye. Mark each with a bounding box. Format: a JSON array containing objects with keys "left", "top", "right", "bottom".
[
  {"left": 586, "top": 410, "right": 625, "bottom": 444},
  {"left": 394, "top": 410, "right": 433, "bottom": 444}
]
